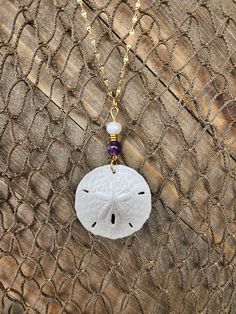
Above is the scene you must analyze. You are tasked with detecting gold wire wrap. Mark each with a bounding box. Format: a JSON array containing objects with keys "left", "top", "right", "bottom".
[
  {"left": 109, "top": 134, "right": 118, "bottom": 141},
  {"left": 110, "top": 106, "right": 119, "bottom": 121}
]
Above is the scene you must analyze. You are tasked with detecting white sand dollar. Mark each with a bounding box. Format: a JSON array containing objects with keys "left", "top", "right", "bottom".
[{"left": 75, "top": 165, "right": 151, "bottom": 239}]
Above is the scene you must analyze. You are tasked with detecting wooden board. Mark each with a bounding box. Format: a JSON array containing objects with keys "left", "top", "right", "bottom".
[{"left": 0, "top": 0, "right": 235, "bottom": 313}]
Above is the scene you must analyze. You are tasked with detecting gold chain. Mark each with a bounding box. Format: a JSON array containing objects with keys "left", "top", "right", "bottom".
[{"left": 77, "top": 0, "right": 140, "bottom": 120}]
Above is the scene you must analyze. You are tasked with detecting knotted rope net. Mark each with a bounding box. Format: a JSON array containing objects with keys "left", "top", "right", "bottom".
[{"left": 0, "top": 0, "right": 235, "bottom": 313}]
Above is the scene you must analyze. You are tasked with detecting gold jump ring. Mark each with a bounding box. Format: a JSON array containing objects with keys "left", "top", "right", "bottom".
[{"left": 110, "top": 155, "right": 118, "bottom": 174}]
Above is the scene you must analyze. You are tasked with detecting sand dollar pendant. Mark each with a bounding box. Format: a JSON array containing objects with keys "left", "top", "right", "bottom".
[
  {"left": 75, "top": 121, "right": 152, "bottom": 239},
  {"left": 75, "top": 165, "right": 151, "bottom": 239}
]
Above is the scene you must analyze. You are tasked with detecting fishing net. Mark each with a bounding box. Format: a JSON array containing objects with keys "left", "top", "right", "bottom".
[{"left": 0, "top": 0, "right": 235, "bottom": 313}]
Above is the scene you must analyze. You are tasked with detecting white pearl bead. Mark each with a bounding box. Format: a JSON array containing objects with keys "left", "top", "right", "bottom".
[{"left": 106, "top": 121, "right": 122, "bottom": 134}]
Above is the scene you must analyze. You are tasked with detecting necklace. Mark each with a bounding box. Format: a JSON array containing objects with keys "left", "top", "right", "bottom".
[{"left": 75, "top": 0, "right": 151, "bottom": 239}]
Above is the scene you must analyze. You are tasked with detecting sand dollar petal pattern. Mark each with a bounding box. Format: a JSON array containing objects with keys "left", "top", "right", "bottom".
[{"left": 75, "top": 165, "right": 152, "bottom": 239}]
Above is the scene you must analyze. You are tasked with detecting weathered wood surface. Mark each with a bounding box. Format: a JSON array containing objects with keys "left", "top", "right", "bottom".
[
  {"left": 0, "top": 0, "right": 235, "bottom": 313},
  {"left": 94, "top": 0, "right": 236, "bottom": 158}
]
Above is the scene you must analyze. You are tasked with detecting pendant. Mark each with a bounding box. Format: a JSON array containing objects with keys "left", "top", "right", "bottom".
[{"left": 75, "top": 165, "right": 151, "bottom": 239}]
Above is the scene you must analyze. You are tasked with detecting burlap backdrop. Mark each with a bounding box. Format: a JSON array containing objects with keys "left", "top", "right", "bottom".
[{"left": 0, "top": 0, "right": 235, "bottom": 313}]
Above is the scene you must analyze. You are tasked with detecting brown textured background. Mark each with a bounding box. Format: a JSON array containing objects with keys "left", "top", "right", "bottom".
[{"left": 0, "top": 0, "right": 236, "bottom": 313}]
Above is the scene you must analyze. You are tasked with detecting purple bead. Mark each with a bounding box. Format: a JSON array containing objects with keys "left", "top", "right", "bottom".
[{"left": 108, "top": 141, "right": 122, "bottom": 156}]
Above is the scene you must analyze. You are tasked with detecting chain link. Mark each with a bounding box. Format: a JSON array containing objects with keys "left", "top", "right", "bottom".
[{"left": 77, "top": 0, "right": 141, "bottom": 118}]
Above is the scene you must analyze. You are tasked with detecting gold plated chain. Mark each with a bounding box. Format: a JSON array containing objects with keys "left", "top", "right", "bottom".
[
  {"left": 77, "top": 0, "right": 140, "bottom": 172},
  {"left": 77, "top": 0, "right": 140, "bottom": 116}
]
